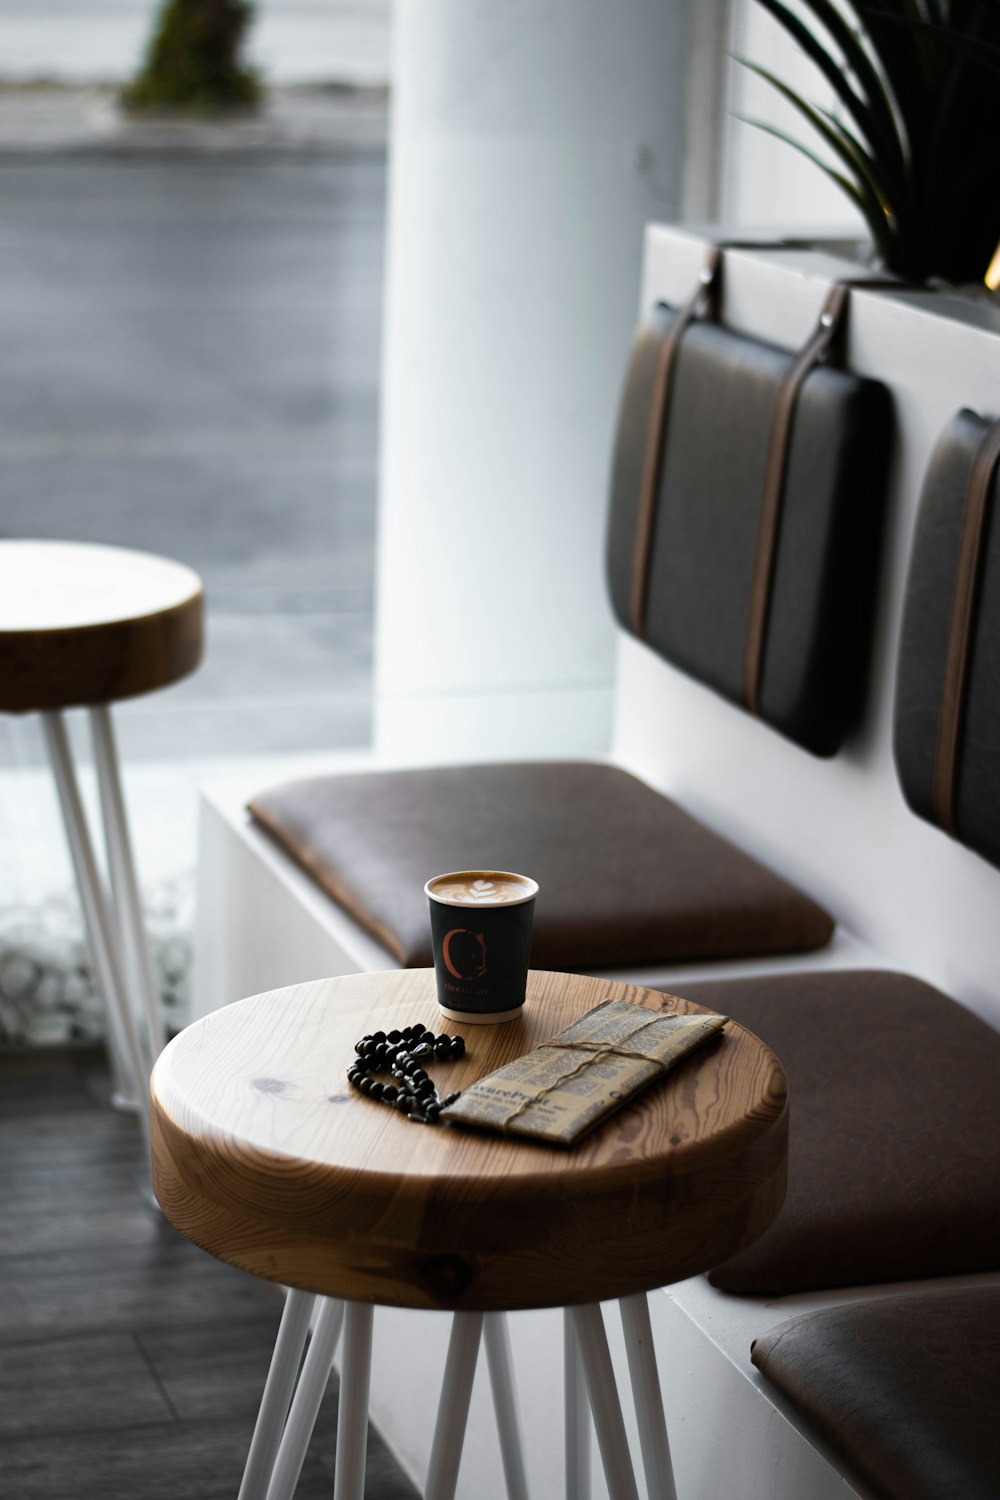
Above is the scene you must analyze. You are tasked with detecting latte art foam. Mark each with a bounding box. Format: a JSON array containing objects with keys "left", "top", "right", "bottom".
[{"left": 425, "top": 871, "right": 538, "bottom": 907}]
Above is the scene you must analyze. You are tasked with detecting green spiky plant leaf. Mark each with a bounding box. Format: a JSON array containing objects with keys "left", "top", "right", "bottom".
[
  {"left": 745, "top": 0, "right": 1000, "bottom": 283},
  {"left": 122, "top": 0, "right": 261, "bottom": 117}
]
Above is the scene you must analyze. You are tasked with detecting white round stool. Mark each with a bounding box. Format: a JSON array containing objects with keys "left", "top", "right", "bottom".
[{"left": 0, "top": 539, "right": 203, "bottom": 1130}]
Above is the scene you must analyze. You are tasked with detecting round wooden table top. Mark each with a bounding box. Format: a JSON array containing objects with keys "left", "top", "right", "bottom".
[
  {"left": 152, "top": 969, "right": 788, "bottom": 1312},
  {"left": 0, "top": 539, "right": 203, "bottom": 712}
]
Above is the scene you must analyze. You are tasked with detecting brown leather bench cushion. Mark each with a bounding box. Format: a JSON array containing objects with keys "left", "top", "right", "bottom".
[
  {"left": 606, "top": 308, "right": 892, "bottom": 756},
  {"left": 895, "top": 409, "right": 1000, "bottom": 867},
  {"left": 676, "top": 970, "right": 1000, "bottom": 1295},
  {"left": 751, "top": 1287, "right": 1000, "bottom": 1500},
  {"left": 247, "top": 761, "right": 833, "bottom": 970}
]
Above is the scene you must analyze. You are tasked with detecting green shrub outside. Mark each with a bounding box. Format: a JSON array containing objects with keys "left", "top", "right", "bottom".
[{"left": 122, "top": 0, "right": 261, "bottom": 116}]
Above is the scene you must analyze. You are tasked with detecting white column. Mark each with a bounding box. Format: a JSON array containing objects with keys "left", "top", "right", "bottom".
[{"left": 375, "top": 0, "right": 690, "bottom": 764}]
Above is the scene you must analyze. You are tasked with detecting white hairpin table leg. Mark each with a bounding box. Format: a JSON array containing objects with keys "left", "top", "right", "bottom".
[
  {"left": 265, "top": 1297, "right": 345, "bottom": 1500},
  {"left": 238, "top": 1289, "right": 317, "bottom": 1500},
  {"left": 333, "top": 1301, "right": 375, "bottom": 1500},
  {"left": 484, "top": 1313, "right": 530, "bottom": 1500},
  {"left": 41, "top": 711, "right": 150, "bottom": 1140},
  {"left": 619, "top": 1293, "right": 677, "bottom": 1500},
  {"left": 425, "top": 1310, "right": 485, "bottom": 1500},
  {"left": 90, "top": 704, "right": 166, "bottom": 1075},
  {"left": 564, "top": 1308, "right": 591, "bottom": 1500},
  {"left": 569, "top": 1304, "right": 640, "bottom": 1500}
]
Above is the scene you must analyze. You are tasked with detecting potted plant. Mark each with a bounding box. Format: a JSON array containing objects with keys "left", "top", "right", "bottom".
[{"left": 743, "top": 0, "right": 1000, "bottom": 286}]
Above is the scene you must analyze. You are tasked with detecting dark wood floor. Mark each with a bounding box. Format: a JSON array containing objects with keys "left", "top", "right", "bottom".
[{"left": 0, "top": 1046, "right": 418, "bottom": 1500}]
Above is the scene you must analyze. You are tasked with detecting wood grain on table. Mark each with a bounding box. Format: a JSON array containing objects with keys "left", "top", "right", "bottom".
[{"left": 152, "top": 969, "right": 788, "bottom": 1311}]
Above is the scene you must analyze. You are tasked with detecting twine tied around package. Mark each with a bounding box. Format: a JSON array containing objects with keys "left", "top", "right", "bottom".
[{"left": 493, "top": 1009, "right": 714, "bottom": 1132}]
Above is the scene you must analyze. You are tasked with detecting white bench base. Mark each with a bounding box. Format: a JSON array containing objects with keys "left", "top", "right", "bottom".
[{"left": 190, "top": 764, "right": 938, "bottom": 1498}]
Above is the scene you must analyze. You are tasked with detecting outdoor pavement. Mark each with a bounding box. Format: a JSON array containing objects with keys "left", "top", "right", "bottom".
[
  {"left": 0, "top": 87, "right": 387, "bottom": 770},
  {"left": 0, "top": 79, "right": 390, "bottom": 152},
  {"left": 0, "top": 8, "right": 391, "bottom": 1037},
  {"left": 0, "top": 136, "right": 386, "bottom": 772}
]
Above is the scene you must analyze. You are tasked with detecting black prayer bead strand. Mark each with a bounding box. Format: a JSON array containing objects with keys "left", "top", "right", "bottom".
[{"left": 347, "top": 1026, "right": 465, "bottom": 1124}]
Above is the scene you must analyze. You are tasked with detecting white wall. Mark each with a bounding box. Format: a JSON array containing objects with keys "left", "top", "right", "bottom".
[
  {"left": 614, "top": 226, "right": 1000, "bottom": 1027},
  {"left": 722, "top": 0, "right": 864, "bottom": 233},
  {"left": 373, "top": 0, "right": 689, "bottom": 763}
]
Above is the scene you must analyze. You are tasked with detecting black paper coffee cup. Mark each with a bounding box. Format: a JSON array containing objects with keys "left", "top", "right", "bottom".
[{"left": 425, "top": 870, "right": 538, "bottom": 1023}]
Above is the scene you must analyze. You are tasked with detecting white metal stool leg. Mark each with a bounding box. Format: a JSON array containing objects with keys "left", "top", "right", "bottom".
[
  {"left": 102, "top": 1009, "right": 138, "bottom": 1110},
  {"left": 333, "top": 1301, "right": 375, "bottom": 1500},
  {"left": 265, "top": 1297, "right": 345, "bottom": 1500},
  {"left": 619, "top": 1294, "right": 677, "bottom": 1500},
  {"left": 42, "top": 711, "right": 150, "bottom": 1139},
  {"left": 425, "top": 1310, "right": 485, "bottom": 1500},
  {"left": 484, "top": 1313, "right": 531, "bottom": 1500},
  {"left": 569, "top": 1304, "right": 640, "bottom": 1500},
  {"left": 564, "top": 1308, "right": 591, "bottom": 1500},
  {"left": 238, "top": 1289, "right": 317, "bottom": 1500},
  {"left": 90, "top": 705, "right": 166, "bottom": 1074}
]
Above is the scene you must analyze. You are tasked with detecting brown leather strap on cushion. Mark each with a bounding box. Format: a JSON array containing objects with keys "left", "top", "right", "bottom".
[
  {"left": 626, "top": 246, "right": 889, "bottom": 645},
  {"left": 610, "top": 256, "right": 895, "bottom": 753},
  {"left": 629, "top": 246, "right": 722, "bottom": 635},
  {"left": 742, "top": 283, "right": 851, "bottom": 714},
  {"left": 932, "top": 415, "right": 1000, "bottom": 835},
  {"left": 741, "top": 276, "right": 912, "bottom": 716}
]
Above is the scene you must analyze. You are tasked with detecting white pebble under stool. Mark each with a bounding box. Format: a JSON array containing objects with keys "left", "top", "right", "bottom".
[
  {"left": 0, "top": 539, "right": 203, "bottom": 1128},
  {"left": 150, "top": 968, "right": 788, "bottom": 1499}
]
